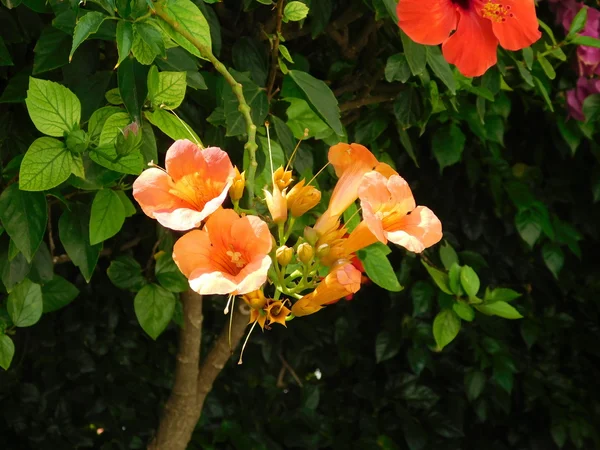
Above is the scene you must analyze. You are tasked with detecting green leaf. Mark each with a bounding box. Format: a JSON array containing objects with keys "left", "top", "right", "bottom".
[
  {"left": 33, "top": 27, "right": 70, "bottom": 75},
  {"left": 465, "top": 370, "right": 486, "bottom": 401},
  {"left": 439, "top": 241, "right": 458, "bottom": 270},
  {"left": 19, "top": 137, "right": 72, "bottom": 191},
  {"left": 522, "top": 47, "right": 533, "bottom": 70},
  {"left": 147, "top": 67, "right": 187, "bottom": 109},
  {"left": 375, "top": 330, "right": 401, "bottom": 363},
  {"left": 222, "top": 71, "right": 268, "bottom": 137},
  {"left": 70, "top": 11, "right": 106, "bottom": 61},
  {"left": 42, "top": 276, "right": 79, "bottom": 313},
  {"left": 342, "top": 202, "right": 360, "bottom": 232},
  {"left": 288, "top": 70, "right": 343, "bottom": 136},
  {"left": 0, "top": 185, "right": 47, "bottom": 262},
  {"left": 394, "top": 87, "right": 422, "bottom": 129},
  {"left": 90, "top": 145, "right": 144, "bottom": 175},
  {"left": 118, "top": 57, "right": 149, "bottom": 121},
  {"left": 475, "top": 301, "right": 523, "bottom": 319},
  {"left": 105, "top": 88, "right": 123, "bottom": 105},
  {"left": 145, "top": 108, "right": 201, "bottom": 143},
  {"left": 411, "top": 281, "right": 434, "bottom": 317},
  {"left": 459, "top": 265, "right": 480, "bottom": 297},
  {"left": 583, "top": 94, "right": 600, "bottom": 123},
  {"left": 421, "top": 260, "right": 452, "bottom": 294},
  {"left": 385, "top": 53, "right": 411, "bottom": 83},
  {"left": 568, "top": 7, "right": 587, "bottom": 37},
  {"left": 116, "top": 21, "right": 133, "bottom": 68},
  {"left": 88, "top": 106, "right": 123, "bottom": 141},
  {"left": 156, "top": 0, "right": 212, "bottom": 59},
  {"left": 570, "top": 35, "right": 600, "bottom": 48},
  {"left": 116, "top": 190, "right": 137, "bottom": 217},
  {"left": 533, "top": 76, "right": 554, "bottom": 112},
  {"left": 279, "top": 44, "right": 293, "bottom": 63},
  {"left": 426, "top": 46, "right": 456, "bottom": 94},
  {"left": 99, "top": 112, "right": 131, "bottom": 146},
  {"left": 156, "top": 47, "right": 207, "bottom": 90},
  {"left": 26, "top": 78, "right": 81, "bottom": 137},
  {"left": 132, "top": 21, "right": 165, "bottom": 65},
  {"left": 89, "top": 190, "right": 126, "bottom": 245},
  {"left": 484, "top": 287, "right": 521, "bottom": 303},
  {"left": 0, "top": 334, "right": 15, "bottom": 370},
  {"left": 453, "top": 301, "right": 474, "bottom": 322},
  {"left": 284, "top": 1, "right": 309, "bottom": 21},
  {"left": 433, "top": 309, "right": 461, "bottom": 350},
  {"left": 0, "top": 36, "right": 13, "bottom": 66},
  {"left": 8, "top": 278, "right": 43, "bottom": 327},
  {"left": 284, "top": 98, "right": 330, "bottom": 139},
  {"left": 58, "top": 204, "right": 102, "bottom": 283},
  {"left": 400, "top": 31, "right": 426, "bottom": 76},
  {"left": 537, "top": 54, "right": 556, "bottom": 80},
  {"left": 155, "top": 252, "right": 189, "bottom": 293},
  {"left": 134, "top": 283, "right": 176, "bottom": 339},
  {"left": 432, "top": 123, "right": 465, "bottom": 171},
  {"left": 551, "top": 424, "right": 567, "bottom": 449},
  {"left": 542, "top": 243, "right": 564, "bottom": 279},
  {"left": 515, "top": 209, "right": 541, "bottom": 247},
  {"left": 107, "top": 255, "right": 147, "bottom": 291},
  {"left": 358, "top": 246, "right": 403, "bottom": 292}
]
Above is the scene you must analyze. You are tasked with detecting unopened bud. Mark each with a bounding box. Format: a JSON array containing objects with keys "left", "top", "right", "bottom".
[
  {"left": 264, "top": 185, "right": 288, "bottom": 224},
  {"left": 116, "top": 121, "right": 142, "bottom": 156},
  {"left": 316, "top": 243, "right": 330, "bottom": 259},
  {"left": 242, "top": 290, "right": 267, "bottom": 310},
  {"left": 273, "top": 166, "right": 293, "bottom": 190},
  {"left": 229, "top": 167, "right": 245, "bottom": 201},
  {"left": 304, "top": 229, "right": 318, "bottom": 247},
  {"left": 287, "top": 180, "right": 321, "bottom": 217},
  {"left": 297, "top": 243, "right": 314, "bottom": 265},
  {"left": 276, "top": 245, "right": 293, "bottom": 266}
]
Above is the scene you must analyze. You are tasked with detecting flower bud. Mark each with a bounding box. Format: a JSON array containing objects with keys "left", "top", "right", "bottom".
[
  {"left": 297, "top": 242, "right": 314, "bottom": 264},
  {"left": 242, "top": 289, "right": 267, "bottom": 310},
  {"left": 276, "top": 245, "right": 293, "bottom": 266},
  {"left": 264, "top": 185, "right": 288, "bottom": 224},
  {"left": 229, "top": 167, "right": 245, "bottom": 202},
  {"left": 303, "top": 227, "right": 319, "bottom": 246},
  {"left": 116, "top": 121, "right": 142, "bottom": 156},
  {"left": 287, "top": 180, "right": 321, "bottom": 217},
  {"left": 316, "top": 243, "right": 330, "bottom": 259},
  {"left": 273, "top": 166, "right": 293, "bottom": 190}
]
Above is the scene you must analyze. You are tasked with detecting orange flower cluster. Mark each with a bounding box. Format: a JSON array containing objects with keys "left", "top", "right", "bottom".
[{"left": 132, "top": 139, "right": 443, "bottom": 332}]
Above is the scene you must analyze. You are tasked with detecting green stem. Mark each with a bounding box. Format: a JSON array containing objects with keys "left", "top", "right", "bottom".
[{"left": 153, "top": 2, "right": 258, "bottom": 206}]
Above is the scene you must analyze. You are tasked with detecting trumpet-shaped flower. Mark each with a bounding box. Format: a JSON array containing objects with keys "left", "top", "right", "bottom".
[
  {"left": 133, "top": 140, "right": 235, "bottom": 231},
  {"left": 397, "top": 0, "right": 541, "bottom": 77},
  {"left": 264, "top": 184, "right": 288, "bottom": 224},
  {"left": 314, "top": 143, "right": 378, "bottom": 235},
  {"left": 345, "top": 171, "right": 443, "bottom": 254},
  {"left": 291, "top": 262, "right": 362, "bottom": 317},
  {"left": 173, "top": 209, "right": 272, "bottom": 295},
  {"left": 287, "top": 180, "right": 321, "bottom": 217}
]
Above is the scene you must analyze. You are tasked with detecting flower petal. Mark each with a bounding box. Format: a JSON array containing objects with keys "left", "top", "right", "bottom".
[
  {"left": 231, "top": 215, "right": 273, "bottom": 260},
  {"left": 328, "top": 143, "right": 378, "bottom": 178},
  {"left": 233, "top": 255, "right": 272, "bottom": 295},
  {"left": 198, "top": 147, "right": 236, "bottom": 183},
  {"left": 489, "top": 0, "right": 541, "bottom": 51},
  {"left": 153, "top": 208, "right": 206, "bottom": 231},
  {"left": 165, "top": 140, "right": 206, "bottom": 181},
  {"left": 204, "top": 208, "right": 239, "bottom": 250},
  {"left": 442, "top": 9, "right": 499, "bottom": 77},
  {"left": 188, "top": 270, "right": 238, "bottom": 295},
  {"left": 397, "top": 0, "right": 459, "bottom": 45},
  {"left": 388, "top": 175, "right": 416, "bottom": 216},
  {"left": 173, "top": 229, "right": 212, "bottom": 277},
  {"left": 386, "top": 206, "right": 443, "bottom": 253},
  {"left": 358, "top": 171, "right": 393, "bottom": 212},
  {"left": 132, "top": 168, "right": 191, "bottom": 219}
]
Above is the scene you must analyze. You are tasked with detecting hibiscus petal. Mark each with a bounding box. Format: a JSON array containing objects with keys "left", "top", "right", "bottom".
[
  {"left": 165, "top": 140, "right": 207, "bottom": 181},
  {"left": 397, "top": 0, "right": 459, "bottom": 45},
  {"left": 442, "top": 9, "right": 499, "bottom": 77},
  {"left": 489, "top": 0, "right": 541, "bottom": 51},
  {"left": 173, "top": 229, "right": 213, "bottom": 277},
  {"left": 132, "top": 168, "right": 191, "bottom": 220},
  {"left": 386, "top": 206, "right": 443, "bottom": 253}
]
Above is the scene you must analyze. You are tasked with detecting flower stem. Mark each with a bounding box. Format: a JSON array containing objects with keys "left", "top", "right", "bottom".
[{"left": 153, "top": 2, "right": 258, "bottom": 206}]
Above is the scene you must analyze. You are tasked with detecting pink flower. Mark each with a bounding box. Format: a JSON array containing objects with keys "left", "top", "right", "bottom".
[
  {"left": 173, "top": 209, "right": 272, "bottom": 296},
  {"left": 133, "top": 140, "right": 235, "bottom": 231},
  {"left": 566, "top": 76, "right": 600, "bottom": 121}
]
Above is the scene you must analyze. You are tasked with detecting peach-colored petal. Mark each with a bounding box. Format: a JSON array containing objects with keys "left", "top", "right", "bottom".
[
  {"left": 165, "top": 140, "right": 206, "bottom": 181},
  {"left": 231, "top": 216, "right": 273, "bottom": 260},
  {"left": 487, "top": 0, "right": 541, "bottom": 51},
  {"left": 442, "top": 9, "right": 499, "bottom": 77},
  {"left": 328, "top": 143, "right": 378, "bottom": 178},
  {"left": 386, "top": 206, "right": 443, "bottom": 253},
  {"left": 132, "top": 168, "right": 191, "bottom": 219},
  {"left": 204, "top": 208, "right": 238, "bottom": 250},
  {"left": 397, "top": 0, "right": 459, "bottom": 45},
  {"left": 188, "top": 269, "right": 238, "bottom": 295},
  {"left": 172, "top": 229, "right": 212, "bottom": 277},
  {"left": 154, "top": 208, "right": 207, "bottom": 231},
  {"left": 358, "top": 172, "right": 393, "bottom": 212},
  {"left": 200, "top": 147, "right": 237, "bottom": 183},
  {"left": 375, "top": 163, "right": 399, "bottom": 178},
  {"left": 233, "top": 255, "right": 272, "bottom": 295},
  {"left": 361, "top": 203, "right": 388, "bottom": 244},
  {"left": 387, "top": 175, "right": 416, "bottom": 216}
]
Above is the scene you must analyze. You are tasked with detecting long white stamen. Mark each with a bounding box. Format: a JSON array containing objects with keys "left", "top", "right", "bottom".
[{"left": 238, "top": 320, "right": 258, "bottom": 365}]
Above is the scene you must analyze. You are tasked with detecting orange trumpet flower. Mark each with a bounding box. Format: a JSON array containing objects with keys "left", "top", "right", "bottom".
[
  {"left": 173, "top": 209, "right": 272, "bottom": 295},
  {"left": 397, "top": 0, "right": 541, "bottom": 77},
  {"left": 133, "top": 140, "right": 235, "bottom": 231}
]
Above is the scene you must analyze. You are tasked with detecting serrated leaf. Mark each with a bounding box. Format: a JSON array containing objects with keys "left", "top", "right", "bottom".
[
  {"left": 156, "top": 0, "right": 211, "bottom": 59},
  {"left": 475, "top": 301, "right": 523, "bottom": 319},
  {"left": 0, "top": 185, "right": 47, "bottom": 262},
  {"left": 0, "top": 335, "right": 15, "bottom": 370},
  {"left": 19, "top": 137, "right": 72, "bottom": 191},
  {"left": 433, "top": 309, "right": 461, "bottom": 350},
  {"left": 385, "top": 53, "right": 411, "bottom": 83},
  {"left": 26, "top": 78, "right": 81, "bottom": 137},
  {"left": 116, "top": 21, "right": 133, "bottom": 68},
  {"left": 8, "top": 278, "right": 43, "bottom": 327},
  {"left": 88, "top": 106, "right": 123, "bottom": 141},
  {"left": 70, "top": 11, "right": 106, "bottom": 61},
  {"left": 90, "top": 145, "right": 144, "bottom": 175},
  {"left": 148, "top": 67, "right": 187, "bottom": 109},
  {"left": 58, "top": 204, "right": 101, "bottom": 283},
  {"left": 42, "top": 276, "right": 79, "bottom": 313},
  {"left": 145, "top": 108, "right": 201, "bottom": 143},
  {"left": 284, "top": 1, "right": 309, "bottom": 21},
  {"left": 132, "top": 21, "right": 165, "bottom": 65},
  {"left": 107, "top": 255, "right": 147, "bottom": 291},
  {"left": 134, "top": 283, "right": 176, "bottom": 339}
]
